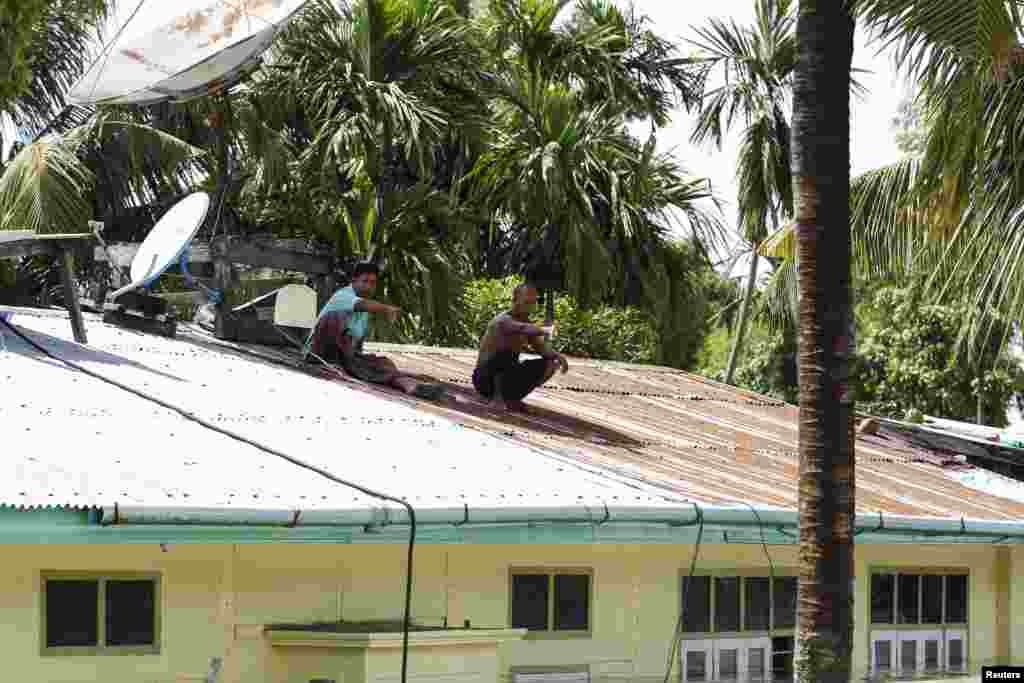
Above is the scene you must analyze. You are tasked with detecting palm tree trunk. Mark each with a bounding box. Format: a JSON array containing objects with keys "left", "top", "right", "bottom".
[
  {"left": 724, "top": 246, "right": 759, "bottom": 384},
  {"left": 792, "top": 3, "right": 856, "bottom": 682}
]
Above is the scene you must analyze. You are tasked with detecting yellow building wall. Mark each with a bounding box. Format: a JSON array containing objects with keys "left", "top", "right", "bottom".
[
  {"left": 1012, "top": 547, "right": 1024, "bottom": 665},
  {"left": 0, "top": 542, "right": 1013, "bottom": 682}
]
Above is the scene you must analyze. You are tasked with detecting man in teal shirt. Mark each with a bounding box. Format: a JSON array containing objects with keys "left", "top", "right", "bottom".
[{"left": 305, "top": 262, "right": 445, "bottom": 400}]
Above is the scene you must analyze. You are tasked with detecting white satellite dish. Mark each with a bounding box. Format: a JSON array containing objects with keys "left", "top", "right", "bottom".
[
  {"left": 69, "top": 0, "right": 312, "bottom": 106},
  {"left": 109, "top": 192, "right": 210, "bottom": 300}
]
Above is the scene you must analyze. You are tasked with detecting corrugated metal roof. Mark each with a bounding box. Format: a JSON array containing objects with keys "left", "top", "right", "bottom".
[
  {"left": 357, "top": 345, "right": 1024, "bottom": 522},
  {"left": 1, "top": 311, "right": 675, "bottom": 513},
  {"left": 4, "top": 308, "right": 1024, "bottom": 522}
]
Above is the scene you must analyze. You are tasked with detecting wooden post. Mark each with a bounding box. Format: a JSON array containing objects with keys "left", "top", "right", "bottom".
[
  {"left": 321, "top": 271, "right": 337, "bottom": 309},
  {"left": 59, "top": 246, "right": 88, "bottom": 344},
  {"left": 213, "top": 237, "right": 233, "bottom": 340}
]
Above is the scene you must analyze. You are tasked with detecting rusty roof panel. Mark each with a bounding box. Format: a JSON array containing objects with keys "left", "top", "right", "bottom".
[{"left": 375, "top": 347, "right": 1024, "bottom": 521}]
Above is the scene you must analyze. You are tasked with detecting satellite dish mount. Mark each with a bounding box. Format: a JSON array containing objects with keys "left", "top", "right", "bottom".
[{"left": 102, "top": 192, "right": 220, "bottom": 338}]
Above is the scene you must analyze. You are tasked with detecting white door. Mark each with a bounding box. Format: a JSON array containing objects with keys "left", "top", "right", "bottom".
[
  {"left": 680, "top": 639, "right": 714, "bottom": 682},
  {"left": 713, "top": 639, "right": 743, "bottom": 683},
  {"left": 899, "top": 630, "right": 943, "bottom": 675},
  {"left": 870, "top": 632, "right": 898, "bottom": 676},
  {"left": 945, "top": 629, "right": 968, "bottom": 673},
  {"left": 738, "top": 637, "right": 773, "bottom": 683}
]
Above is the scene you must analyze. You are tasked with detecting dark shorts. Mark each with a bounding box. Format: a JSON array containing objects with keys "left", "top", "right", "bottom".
[
  {"left": 305, "top": 310, "right": 398, "bottom": 384},
  {"left": 472, "top": 351, "right": 549, "bottom": 402}
]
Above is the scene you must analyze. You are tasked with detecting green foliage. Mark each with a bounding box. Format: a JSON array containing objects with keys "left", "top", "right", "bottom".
[
  {"left": 854, "top": 285, "right": 1024, "bottom": 426},
  {"left": 0, "top": 0, "right": 50, "bottom": 106},
  {"left": 891, "top": 92, "right": 928, "bottom": 160},
  {"left": 698, "top": 319, "right": 776, "bottom": 376},
  {"left": 0, "top": 0, "right": 105, "bottom": 116},
  {"left": 0, "top": 260, "right": 14, "bottom": 288},
  {"left": 553, "top": 296, "right": 657, "bottom": 365},
  {"left": 732, "top": 327, "right": 798, "bottom": 404},
  {"left": 702, "top": 281, "right": 1024, "bottom": 418}
]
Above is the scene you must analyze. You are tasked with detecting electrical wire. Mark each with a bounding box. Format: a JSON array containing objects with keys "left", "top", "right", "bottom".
[
  {"left": 663, "top": 503, "right": 704, "bottom": 683},
  {"left": 660, "top": 501, "right": 775, "bottom": 683},
  {"left": 0, "top": 315, "right": 416, "bottom": 683},
  {"left": 79, "top": 0, "right": 150, "bottom": 103},
  {"left": 745, "top": 501, "right": 776, "bottom": 580}
]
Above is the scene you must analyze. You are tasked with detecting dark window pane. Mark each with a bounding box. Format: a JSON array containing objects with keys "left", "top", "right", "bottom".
[
  {"left": 924, "top": 638, "right": 940, "bottom": 671},
  {"left": 871, "top": 574, "right": 895, "bottom": 624},
  {"left": 898, "top": 574, "right": 920, "bottom": 624},
  {"left": 772, "top": 636, "right": 794, "bottom": 679},
  {"left": 686, "top": 651, "right": 708, "bottom": 680},
  {"left": 718, "top": 645, "right": 739, "bottom": 679},
  {"left": 748, "top": 645, "right": 768, "bottom": 680},
  {"left": 901, "top": 640, "right": 917, "bottom": 673},
  {"left": 681, "top": 576, "right": 711, "bottom": 633},
  {"left": 553, "top": 574, "right": 589, "bottom": 631},
  {"left": 46, "top": 580, "right": 99, "bottom": 647},
  {"left": 948, "top": 639, "right": 964, "bottom": 669},
  {"left": 874, "top": 640, "right": 892, "bottom": 670},
  {"left": 773, "top": 577, "right": 797, "bottom": 629},
  {"left": 744, "top": 577, "right": 770, "bottom": 631},
  {"left": 922, "top": 575, "right": 943, "bottom": 624},
  {"left": 946, "top": 575, "right": 968, "bottom": 623},
  {"left": 106, "top": 580, "right": 156, "bottom": 646},
  {"left": 715, "top": 577, "right": 741, "bottom": 632},
  {"left": 511, "top": 574, "right": 548, "bottom": 630}
]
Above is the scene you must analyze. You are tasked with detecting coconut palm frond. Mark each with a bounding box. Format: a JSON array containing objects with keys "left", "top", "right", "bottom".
[
  {"left": 758, "top": 252, "right": 797, "bottom": 332},
  {"left": 0, "top": 139, "right": 94, "bottom": 234},
  {"left": 856, "top": 0, "right": 1021, "bottom": 90},
  {"left": 4, "top": 0, "right": 108, "bottom": 134}
]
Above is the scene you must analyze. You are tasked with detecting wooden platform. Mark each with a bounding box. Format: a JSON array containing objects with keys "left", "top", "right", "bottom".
[{"left": 0, "top": 232, "right": 95, "bottom": 343}]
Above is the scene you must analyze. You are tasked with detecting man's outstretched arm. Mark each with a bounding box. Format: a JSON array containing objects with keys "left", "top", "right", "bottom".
[{"left": 354, "top": 298, "right": 401, "bottom": 320}]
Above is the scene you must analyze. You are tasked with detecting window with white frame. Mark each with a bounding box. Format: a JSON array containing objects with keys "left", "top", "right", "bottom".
[
  {"left": 869, "top": 570, "right": 968, "bottom": 677},
  {"left": 679, "top": 573, "right": 797, "bottom": 682}
]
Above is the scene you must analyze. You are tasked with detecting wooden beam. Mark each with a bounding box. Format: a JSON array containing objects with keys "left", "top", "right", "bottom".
[
  {"left": 220, "top": 238, "right": 333, "bottom": 275},
  {"left": 0, "top": 240, "right": 56, "bottom": 260},
  {"left": 58, "top": 247, "right": 88, "bottom": 344},
  {"left": 94, "top": 239, "right": 334, "bottom": 276},
  {"left": 1, "top": 233, "right": 94, "bottom": 261},
  {"left": 94, "top": 243, "right": 213, "bottom": 267}
]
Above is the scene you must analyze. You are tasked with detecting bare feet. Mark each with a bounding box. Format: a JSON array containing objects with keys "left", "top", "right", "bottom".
[
  {"left": 487, "top": 397, "right": 510, "bottom": 412},
  {"left": 506, "top": 400, "right": 529, "bottom": 413}
]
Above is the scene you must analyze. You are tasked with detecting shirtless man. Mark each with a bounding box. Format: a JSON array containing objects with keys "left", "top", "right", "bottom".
[{"left": 472, "top": 283, "right": 568, "bottom": 411}]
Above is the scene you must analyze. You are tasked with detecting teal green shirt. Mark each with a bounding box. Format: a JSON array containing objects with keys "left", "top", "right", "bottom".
[{"left": 304, "top": 286, "right": 369, "bottom": 354}]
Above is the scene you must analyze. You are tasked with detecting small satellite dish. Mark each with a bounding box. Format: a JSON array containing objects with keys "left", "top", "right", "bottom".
[
  {"left": 110, "top": 192, "right": 210, "bottom": 300},
  {"left": 69, "top": 0, "right": 312, "bottom": 106}
]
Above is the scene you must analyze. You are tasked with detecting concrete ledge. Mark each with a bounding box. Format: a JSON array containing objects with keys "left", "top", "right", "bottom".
[{"left": 267, "top": 628, "right": 528, "bottom": 649}]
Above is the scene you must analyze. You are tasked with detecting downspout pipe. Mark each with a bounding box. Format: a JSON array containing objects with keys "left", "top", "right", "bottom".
[{"left": 101, "top": 504, "right": 1024, "bottom": 540}]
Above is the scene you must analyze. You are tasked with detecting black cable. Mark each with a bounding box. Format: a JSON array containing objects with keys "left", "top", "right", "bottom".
[
  {"left": 744, "top": 501, "right": 776, "bottom": 581},
  {"left": 663, "top": 503, "right": 704, "bottom": 683},
  {"left": 660, "top": 503, "right": 774, "bottom": 683},
  {"left": 78, "top": 0, "right": 150, "bottom": 103},
  {"left": 0, "top": 315, "right": 416, "bottom": 683}
]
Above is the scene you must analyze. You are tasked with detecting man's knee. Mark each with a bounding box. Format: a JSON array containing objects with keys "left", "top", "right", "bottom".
[{"left": 542, "top": 359, "right": 558, "bottom": 382}]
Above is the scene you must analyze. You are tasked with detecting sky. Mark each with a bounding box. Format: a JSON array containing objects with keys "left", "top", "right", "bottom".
[{"left": 630, "top": 0, "right": 908, "bottom": 276}]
